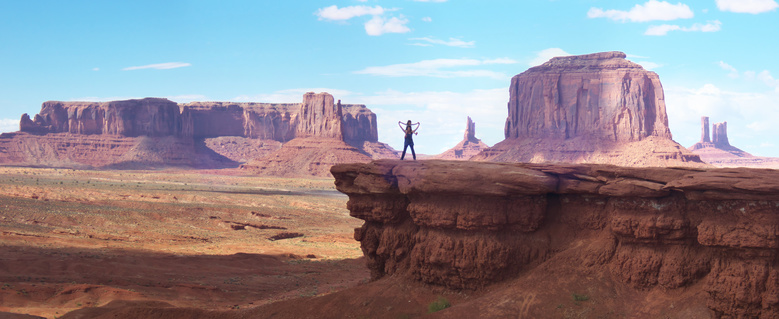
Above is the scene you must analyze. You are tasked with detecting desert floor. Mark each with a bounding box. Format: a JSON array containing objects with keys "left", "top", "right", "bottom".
[{"left": 0, "top": 166, "right": 368, "bottom": 318}]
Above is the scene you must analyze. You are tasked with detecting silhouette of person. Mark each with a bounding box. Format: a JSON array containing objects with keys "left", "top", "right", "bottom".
[{"left": 398, "top": 120, "right": 420, "bottom": 160}]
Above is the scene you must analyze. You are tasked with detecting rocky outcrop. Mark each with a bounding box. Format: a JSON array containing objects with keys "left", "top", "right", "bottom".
[
  {"left": 6, "top": 93, "right": 393, "bottom": 170},
  {"left": 21, "top": 98, "right": 187, "bottom": 137},
  {"left": 434, "top": 117, "right": 490, "bottom": 160},
  {"left": 504, "top": 51, "right": 670, "bottom": 141},
  {"left": 477, "top": 51, "right": 702, "bottom": 167},
  {"left": 19, "top": 93, "right": 380, "bottom": 145},
  {"left": 332, "top": 160, "right": 779, "bottom": 318},
  {"left": 689, "top": 116, "right": 779, "bottom": 168}
]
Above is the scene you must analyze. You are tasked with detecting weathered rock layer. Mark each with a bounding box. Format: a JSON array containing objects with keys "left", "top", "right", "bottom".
[
  {"left": 477, "top": 51, "right": 702, "bottom": 166},
  {"left": 3, "top": 93, "right": 393, "bottom": 170},
  {"left": 332, "top": 160, "right": 779, "bottom": 317}
]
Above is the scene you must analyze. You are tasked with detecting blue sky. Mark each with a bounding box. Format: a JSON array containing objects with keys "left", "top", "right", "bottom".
[{"left": 1, "top": 0, "right": 778, "bottom": 156}]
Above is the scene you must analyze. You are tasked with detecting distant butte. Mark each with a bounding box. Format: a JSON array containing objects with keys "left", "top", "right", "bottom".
[
  {"left": 689, "top": 116, "right": 779, "bottom": 168},
  {"left": 473, "top": 51, "right": 705, "bottom": 167},
  {"left": 433, "top": 116, "right": 490, "bottom": 160},
  {"left": 0, "top": 93, "right": 398, "bottom": 175}
]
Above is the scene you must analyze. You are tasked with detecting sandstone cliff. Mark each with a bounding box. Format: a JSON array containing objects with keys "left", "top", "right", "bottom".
[
  {"left": 476, "top": 51, "right": 702, "bottom": 167},
  {"left": 433, "top": 117, "right": 490, "bottom": 160},
  {"left": 5, "top": 93, "right": 394, "bottom": 171},
  {"left": 332, "top": 160, "right": 779, "bottom": 317},
  {"left": 690, "top": 116, "right": 779, "bottom": 168}
]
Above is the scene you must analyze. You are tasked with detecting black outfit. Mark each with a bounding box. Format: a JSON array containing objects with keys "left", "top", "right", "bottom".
[{"left": 401, "top": 130, "right": 415, "bottom": 160}]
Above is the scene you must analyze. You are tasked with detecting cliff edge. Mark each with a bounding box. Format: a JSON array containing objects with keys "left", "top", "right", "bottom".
[{"left": 332, "top": 160, "right": 779, "bottom": 318}]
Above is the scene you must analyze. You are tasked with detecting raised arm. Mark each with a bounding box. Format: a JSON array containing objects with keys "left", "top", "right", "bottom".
[
  {"left": 412, "top": 122, "right": 420, "bottom": 133},
  {"left": 398, "top": 121, "right": 405, "bottom": 131}
]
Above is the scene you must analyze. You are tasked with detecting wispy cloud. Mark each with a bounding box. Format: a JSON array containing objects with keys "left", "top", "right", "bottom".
[
  {"left": 422, "top": 17, "right": 432, "bottom": 22},
  {"left": 354, "top": 58, "right": 516, "bottom": 79},
  {"left": 716, "top": 0, "right": 778, "bottom": 14},
  {"left": 122, "top": 62, "right": 191, "bottom": 71},
  {"left": 529, "top": 48, "right": 571, "bottom": 66},
  {"left": 315, "top": 5, "right": 390, "bottom": 21},
  {"left": 718, "top": 61, "right": 740, "bottom": 78},
  {"left": 412, "top": 0, "right": 448, "bottom": 2},
  {"left": 409, "top": 37, "right": 474, "bottom": 48},
  {"left": 0, "top": 118, "right": 18, "bottom": 133},
  {"left": 588, "top": 0, "right": 694, "bottom": 22},
  {"left": 644, "top": 20, "right": 721, "bottom": 36},
  {"left": 365, "top": 15, "right": 410, "bottom": 36}
]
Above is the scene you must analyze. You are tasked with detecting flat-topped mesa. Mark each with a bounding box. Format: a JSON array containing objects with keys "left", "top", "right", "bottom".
[
  {"left": 20, "top": 98, "right": 187, "bottom": 137},
  {"left": 19, "top": 93, "right": 379, "bottom": 144},
  {"left": 504, "top": 51, "right": 671, "bottom": 142}
]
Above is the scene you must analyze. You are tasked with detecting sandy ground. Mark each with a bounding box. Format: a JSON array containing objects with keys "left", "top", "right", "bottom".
[{"left": 0, "top": 167, "right": 368, "bottom": 318}]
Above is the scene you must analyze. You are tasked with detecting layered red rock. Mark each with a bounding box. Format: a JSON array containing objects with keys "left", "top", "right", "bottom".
[
  {"left": 476, "top": 51, "right": 703, "bottom": 167},
  {"left": 433, "top": 117, "right": 490, "bottom": 160},
  {"left": 5, "top": 93, "right": 395, "bottom": 172},
  {"left": 332, "top": 160, "right": 779, "bottom": 317}
]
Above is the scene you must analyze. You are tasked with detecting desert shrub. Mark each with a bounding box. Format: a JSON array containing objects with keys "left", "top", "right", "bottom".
[
  {"left": 572, "top": 293, "right": 589, "bottom": 301},
  {"left": 427, "top": 296, "right": 451, "bottom": 313}
]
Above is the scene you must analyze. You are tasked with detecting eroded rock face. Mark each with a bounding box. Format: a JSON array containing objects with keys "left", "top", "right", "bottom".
[
  {"left": 20, "top": 93, "right": 379, "bottom": 145},
  {"left": 8, "top": 93, "right": 389, "bottom": 170},
  {"left": 504, "top": 51, "right": 671, "bottom": 142},
  {"left": 478, "top": 51, "right": 701, "bottom": 166},
  {"left": 332, "top": 160, "right": 779, "bottom": 317}
]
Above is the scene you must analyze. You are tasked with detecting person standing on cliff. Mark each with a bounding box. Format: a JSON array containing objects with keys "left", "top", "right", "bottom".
[{"left": 398, "top": 120, "right": 420, "bottom": 160}]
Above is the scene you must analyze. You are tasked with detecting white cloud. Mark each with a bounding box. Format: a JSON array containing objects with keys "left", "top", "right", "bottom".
[
  {"left": 92, "top": 67, "right": 100, "bottom": 71},
  {"left": 422, "top": 17, "right": 432, "bottom": 22},
  {"left": 413, "top": 0, "right": 448, "bottom": 2},
  {"left": 409, "top": 37, "right": 474, "bottom": 48},
  {"left": 315, "top": 5, "right": 389, "bottom": 20},
  {"left": 365, "top": 15, "right": 411, "bottom": 36},
  {"left": 644, "top": 20, "right": 721, "bottom": 35},
  {"left": 588, "top": 0, "right": 694, "bottom": 22},
  {"left": 354, "top": 58, "right": 516, "bottom": 79},
  {"left": 122, "top": 62, "right": 191, "bottom": 71},
  {"left": 636, "top": 61, "right": 661, "bottom": 70},
  {"left": 718, "top": 61, "right": 740, "bottom": 78},
  {"left": 716, "top": 0, "right": 778, "bottom": 14},
  {"left": 0, "top": 118, "right": 18, "bottom": 133},
  {"left": 529, "top": 48, "right": 572, "bottom": 66},
  {"left": 757, "top": 70, "right": 779, "bottom": 92}
]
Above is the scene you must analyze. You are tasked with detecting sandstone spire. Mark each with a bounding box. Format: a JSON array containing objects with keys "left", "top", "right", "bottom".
[
  {"left": 701, "top": 116, "right": 711, "bottom": 143},
  {"left": 712, "top": 121, "right": 730, "bottom": 147},
  {"left": 464, "top": 116, "right": 476, "bottom": 142}
]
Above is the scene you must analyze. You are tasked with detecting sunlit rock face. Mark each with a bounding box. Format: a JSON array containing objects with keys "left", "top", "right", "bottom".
[{"left": 504, "top": 51, "right": 671, "bottom": 142}]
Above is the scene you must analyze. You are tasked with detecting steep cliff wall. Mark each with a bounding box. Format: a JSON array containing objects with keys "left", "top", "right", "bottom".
[
  {"left": 332, "top": 160, "right": 779, "bottom": 318},
  {"left": 21, "top": 93, "right": 379, "bottom": 145},
  {"left": 22, "top": 98, "right": 186, "bottom": 137},
  {"left": 504, "top": 51, "right": 671, "bottom": 141},
  {"left": 476, "top": 51, "right": 701, "bottom": 166}
]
